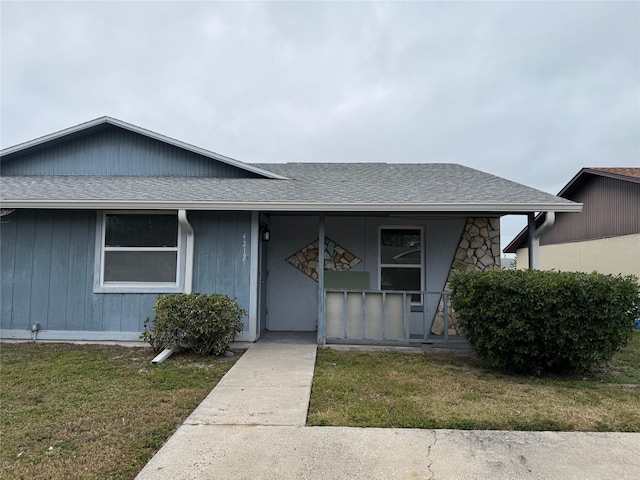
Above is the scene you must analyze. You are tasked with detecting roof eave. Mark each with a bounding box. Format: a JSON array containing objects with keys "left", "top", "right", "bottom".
[
  {"left": 504, "top": 228, "right": 532, "bottom": 253},
  {"left": 0, "top": 200, "right": 584, "bottom": 213},
  {"left": 584, "top": 168, "right": 640, "bottom": 185},
  {"left": 1, "top": 117, "right": 107, "bottom": 156}
]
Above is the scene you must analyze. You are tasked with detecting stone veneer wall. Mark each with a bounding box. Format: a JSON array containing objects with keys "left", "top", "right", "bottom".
[
  {"left": 285, "top": 237, "right": 362, "bottom": 282},
  {"left": 431, "top": 217, "right": 501, "bottom": 336}
]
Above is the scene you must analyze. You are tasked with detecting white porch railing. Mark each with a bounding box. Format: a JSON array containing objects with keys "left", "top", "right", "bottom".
[{"left": 321, "top": 289, "right": 465, "bottom": 345}]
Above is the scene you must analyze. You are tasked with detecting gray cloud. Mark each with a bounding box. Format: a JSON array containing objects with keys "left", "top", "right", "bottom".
[{"left": 2, "top": 1, "right": 638, "bottom": 247}]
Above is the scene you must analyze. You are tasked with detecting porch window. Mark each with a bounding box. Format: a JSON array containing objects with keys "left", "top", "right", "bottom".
[
  {"left": 97, "top": 212, "right": 182, "bottom": 291},
  {"left": 379, "top": 227, "right": 423, "bottom": 302}
]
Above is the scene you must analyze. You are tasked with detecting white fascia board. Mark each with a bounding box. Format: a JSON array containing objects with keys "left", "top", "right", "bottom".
[
  {"left": 1, "top": 200, "right": 584, "bottom": 213},
  {"left": 1, "top": 117, "right": 109, "bottom": 155}
]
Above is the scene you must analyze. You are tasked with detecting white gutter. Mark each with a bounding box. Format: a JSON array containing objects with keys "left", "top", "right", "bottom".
[
  {"left": 152, "top": 209, "right": 193, "bottom": 365},
  {"left": 528, "top": 211, "right": 555, "bottom": 269},
  {"left": 0, "top": 200, "right": 584, "bottom": 213},
  {"left": 178, "top": 209, "right": 194, "bottom": 294}
]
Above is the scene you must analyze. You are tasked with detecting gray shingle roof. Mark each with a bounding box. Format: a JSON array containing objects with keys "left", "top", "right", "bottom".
[{"left": 1, "top": 163, "right": 580, "bottom": 213}]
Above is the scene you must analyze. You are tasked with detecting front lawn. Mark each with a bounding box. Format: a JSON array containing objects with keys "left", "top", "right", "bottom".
[
  {"left": 0, "top": 343, "right": 239, "bottom": 479},
  {"left": 308, "top": 331, "right": 640, "bottom": 431}
]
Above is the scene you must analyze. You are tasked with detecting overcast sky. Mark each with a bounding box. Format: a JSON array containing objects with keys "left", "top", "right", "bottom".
[{"left": 1, "top": 1, "right": 638, "bottom": 250}]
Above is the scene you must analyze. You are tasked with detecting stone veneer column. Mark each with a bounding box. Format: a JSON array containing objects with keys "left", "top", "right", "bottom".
[{"left": 431, "top": 217, "right": 500, "bottom": 336}]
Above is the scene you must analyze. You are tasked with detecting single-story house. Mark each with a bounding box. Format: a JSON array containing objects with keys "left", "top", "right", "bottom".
[
  {"left": 505, "top": 167, "right": 639, "bottom": 276},
  {"left": 1, "top": 117, "right": 581, "bottom": 345}
]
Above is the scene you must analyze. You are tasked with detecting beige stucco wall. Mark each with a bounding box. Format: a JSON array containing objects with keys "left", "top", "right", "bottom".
[{"left": 515, "top": 233, "right": 640, "bottom": 277}]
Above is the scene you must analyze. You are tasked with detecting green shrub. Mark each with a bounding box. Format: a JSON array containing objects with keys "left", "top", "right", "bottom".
[
  {"left": 141, "top": 293, "right": 246, "bottom": 356},
  {"left": 450, "top": 270, "right": 640, "bottom": 375}
]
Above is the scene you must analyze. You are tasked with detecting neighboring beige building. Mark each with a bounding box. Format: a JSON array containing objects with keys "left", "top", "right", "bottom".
[{"left": 505, "top": 168, "right": 640, "bottom": 277}]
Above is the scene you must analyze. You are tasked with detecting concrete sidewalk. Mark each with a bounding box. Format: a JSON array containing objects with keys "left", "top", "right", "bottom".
[{"left": 137, "top": 334, "right": 640, "bottom": 480}]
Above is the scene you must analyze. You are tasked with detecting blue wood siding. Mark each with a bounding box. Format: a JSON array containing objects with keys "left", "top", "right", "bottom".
[
  {"left": 190, "top": 211, "right": 253, "bottom": 332},
  {"left": 1, "top": 209, "right": 253, "bottom": 338},
  {"left": 1, "top": 126, "right": 261, "bottom": 178},
  {"left": 0, "top": 210, "right": 156, "bottom": 335}
]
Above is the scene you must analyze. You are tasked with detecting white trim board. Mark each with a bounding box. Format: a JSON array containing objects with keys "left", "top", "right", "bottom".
[{"left": 1, "top": 200, "right": 584, "bottom": 213}]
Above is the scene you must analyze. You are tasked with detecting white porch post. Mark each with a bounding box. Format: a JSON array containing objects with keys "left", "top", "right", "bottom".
[
  {"left": 317, "top": 214, "right": 325, "bottom": 345},
  {"left": 245, "top": 211, "right": 260, "bottom": 342}
]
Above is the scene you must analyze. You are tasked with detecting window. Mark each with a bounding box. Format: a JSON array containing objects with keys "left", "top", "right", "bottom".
[
  {"left": 97, "top": 212, "right": 181, "bottom": 291},
  {"left": 379, "top": 227, "right": 423, "bottom": 302}
]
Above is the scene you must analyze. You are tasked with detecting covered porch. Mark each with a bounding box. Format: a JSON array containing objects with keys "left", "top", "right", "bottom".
[{"left": 258, "top": 212, "right": 505, "bottom": 346}]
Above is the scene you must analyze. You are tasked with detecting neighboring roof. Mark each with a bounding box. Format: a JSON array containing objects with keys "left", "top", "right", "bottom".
[
  {"left": 504, "top": 167, "right": 639, "bottom": 253},
  {"left": 0, "top": 116, "right": 287, "bottom": 180},
  {"left": 1, "top": 163, "right": 580, "bottom": 213},
  {"left": 590, "top": 167, "right": 640, "bottom": 180},
  {"left": 556, "top": 167, "right": 640, "bottom": 199}
]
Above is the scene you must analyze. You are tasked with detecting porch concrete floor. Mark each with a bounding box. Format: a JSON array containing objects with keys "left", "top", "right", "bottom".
[{"left": 257, "top": 330, "right": 317, "bottom": 344}]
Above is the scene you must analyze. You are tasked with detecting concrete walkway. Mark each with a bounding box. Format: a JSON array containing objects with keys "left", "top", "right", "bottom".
[
  {"left": 137, "top": 333, "right": 640, "bottom": 480},
  {"left": 184, "top": 334, "right": 316, "bottom": 427}
]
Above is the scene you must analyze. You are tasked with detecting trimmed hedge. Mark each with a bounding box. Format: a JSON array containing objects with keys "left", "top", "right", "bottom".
[
  {"left": 450, "top": 270, "right": 640, "bottom": 375},
  {"left": 142, "top": 293, "right": 246, "bottom": 356}
]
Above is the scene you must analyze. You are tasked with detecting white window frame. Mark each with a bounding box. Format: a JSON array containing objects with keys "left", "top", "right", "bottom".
[
  {"left": 378, "top": 225, "right": 424, "bottom": 304},
  {"left": 93, "top": 210, "right": 185, "bottom": 293}
]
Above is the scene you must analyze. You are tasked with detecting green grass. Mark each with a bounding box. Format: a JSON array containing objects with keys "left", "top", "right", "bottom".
[
  {"left": 594, "top": 328, "right": 640, "bottom": 384},
  {"left": 0, "top": 343, "right": 239, "bottom": 480},
  {"left": 308, "top": 331, "right": 640, "bottom": 431}
]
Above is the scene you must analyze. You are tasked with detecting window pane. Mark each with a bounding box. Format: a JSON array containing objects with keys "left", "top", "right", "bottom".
[
  {"left": 105, "top": 214, "right": 178, "bottom": 247},
  {"left": 104, "top": 251, "right": 177, "bottom": 283},
  {"left": 381, "top": 267, "right": 421, "bottom": 291},
  {"left": 381, "top": 267, "right": 421, "bottom": 301},
  {"left": 380, "top": 229, "right": 421, "bottom": 265}
]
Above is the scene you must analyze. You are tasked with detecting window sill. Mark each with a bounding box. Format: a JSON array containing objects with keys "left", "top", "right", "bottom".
[{"left": 93, "top": 284, "right": 184, "bottom": 294}]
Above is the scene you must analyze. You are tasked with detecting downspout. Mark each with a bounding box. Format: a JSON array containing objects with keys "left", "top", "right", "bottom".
[
  {"left": 152, "top": 209, "right": 194, "bottom": 365},
  {"left": 178, "top": 209, "right": 194, "bottom": 294},
  {"left": 528, "top": 211, "right": 555, "bottom": 270}
]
